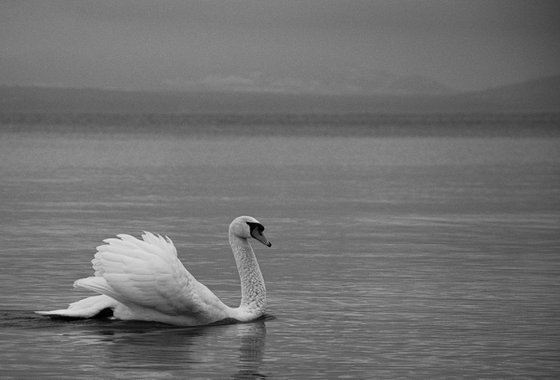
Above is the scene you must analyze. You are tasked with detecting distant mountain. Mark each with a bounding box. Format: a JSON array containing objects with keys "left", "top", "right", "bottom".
[
  {"left": 458, "top": 75, "right": 560, "bottom": 112},
  {"left": 383, "top": 75, "right": 454, "bottom": 95},
  {"left": 182, "top": 70, "right": 455, "bottom": 96},
  {"left": 0, "top": 75, "right": 558, "bottom": 114}
]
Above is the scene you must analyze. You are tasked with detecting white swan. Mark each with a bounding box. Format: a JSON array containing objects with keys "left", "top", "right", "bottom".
[{"left": 36, "top": 216, "right": 272, "bottom": 326}]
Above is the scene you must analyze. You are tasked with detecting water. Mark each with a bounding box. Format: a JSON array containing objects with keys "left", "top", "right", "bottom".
[{"left": 1, "top": 114, "right": 560, "bottom": 378}]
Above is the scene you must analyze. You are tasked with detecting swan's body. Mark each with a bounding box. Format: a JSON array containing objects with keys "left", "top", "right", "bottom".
[{"left": 36, "top": 216, "right": 271, "bottom": 326}]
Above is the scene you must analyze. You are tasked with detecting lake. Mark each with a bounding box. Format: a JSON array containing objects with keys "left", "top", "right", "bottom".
[{"left": 1, "top": 114, "right": 559, "bottom": 378}]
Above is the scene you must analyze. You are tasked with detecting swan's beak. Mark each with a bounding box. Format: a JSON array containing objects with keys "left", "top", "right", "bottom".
[{"left": 251, "top": 229, "right": 272, "bottom": 247}]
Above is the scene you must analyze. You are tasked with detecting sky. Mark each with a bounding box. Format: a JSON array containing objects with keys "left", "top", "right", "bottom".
[{"left": 1, "top": 0, "right": 559, "bottom": 93}]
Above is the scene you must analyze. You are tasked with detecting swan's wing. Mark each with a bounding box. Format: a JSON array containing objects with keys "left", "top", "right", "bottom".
[{"left": 75, "top": 232, "right": 229, "bottom": 321}]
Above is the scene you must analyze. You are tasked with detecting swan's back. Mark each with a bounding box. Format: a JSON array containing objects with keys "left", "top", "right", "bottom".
[{"left": 74, "top": 232, "right": 232, "bottom": 325}]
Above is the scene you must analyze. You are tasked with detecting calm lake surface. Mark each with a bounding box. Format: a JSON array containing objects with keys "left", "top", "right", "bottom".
[{"left": 1, "top": 114, "right": 560, "bottom": 378}]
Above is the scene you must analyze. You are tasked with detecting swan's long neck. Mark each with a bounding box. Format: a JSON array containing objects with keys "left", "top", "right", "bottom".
[{"left": 229, "top": 232, "right": 266, "bottom": 316}]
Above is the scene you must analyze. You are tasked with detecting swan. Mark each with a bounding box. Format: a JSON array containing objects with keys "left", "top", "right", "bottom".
[{"left": 36, "top": 216, "right": 272, "bottom": 326}]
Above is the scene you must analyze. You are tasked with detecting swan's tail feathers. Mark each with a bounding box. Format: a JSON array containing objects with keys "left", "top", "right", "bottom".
[
  {"left": 73, "top": 276, "right": 127, "bottom": 305},
  {"left": 35, "top": 294, "right": 118, "bottom": 318}
]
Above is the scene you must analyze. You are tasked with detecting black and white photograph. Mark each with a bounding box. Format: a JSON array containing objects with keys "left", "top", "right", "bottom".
[{"left": 1, "top": 1, "right": 559, "bottom": 378}]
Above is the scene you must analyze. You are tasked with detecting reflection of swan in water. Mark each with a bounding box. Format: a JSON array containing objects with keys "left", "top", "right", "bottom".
[
  {"left": 55, "top": 318, "right": 268, "bottom": 377},
  {"left": 37, "top": 216, "right": 272, "bottom": 326},
  {"left": 232, "top": 321, "right": 268, "bottom": 379}
]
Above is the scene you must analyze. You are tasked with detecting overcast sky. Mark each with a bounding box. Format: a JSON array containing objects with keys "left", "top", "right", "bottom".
[{"left": 1, "top": 0, "right": 559, "bottom": 92}]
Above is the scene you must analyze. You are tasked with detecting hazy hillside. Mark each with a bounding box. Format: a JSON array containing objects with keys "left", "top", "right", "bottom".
[
  {"left": 0, "top": 75, "right": 559, "bottom": 114},
  {"left": 457, "top": 75, "right": 560, "bottom": 112}
]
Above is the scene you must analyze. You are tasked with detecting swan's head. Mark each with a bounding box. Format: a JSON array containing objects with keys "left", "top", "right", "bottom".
[{"left": 230, "top": 216, "right": 272, "bottom": 247}]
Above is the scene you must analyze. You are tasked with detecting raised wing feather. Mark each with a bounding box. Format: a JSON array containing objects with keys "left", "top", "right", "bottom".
[{"left": 75, "top": 232, "right": 230, "bottom": 322}]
